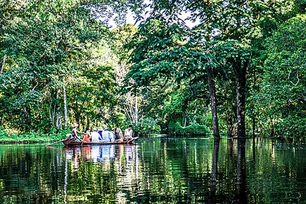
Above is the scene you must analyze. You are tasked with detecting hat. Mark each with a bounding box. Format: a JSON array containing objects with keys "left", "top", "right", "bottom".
[{"left": 72, "top": 123, "right": 78, "bottom": 127}]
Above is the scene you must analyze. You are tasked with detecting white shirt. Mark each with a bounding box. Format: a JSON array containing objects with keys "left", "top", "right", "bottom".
[
  {"left": 125, "top": 129, "right": 133, "bottom": 138},
  {"left": 91, "top": 131, "right": 100, "bottom": 142},
  {"left": 102, "top": 131, "right": 115, "bottom": 142}
]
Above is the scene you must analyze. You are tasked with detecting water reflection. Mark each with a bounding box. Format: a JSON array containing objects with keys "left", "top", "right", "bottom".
[
  {"left": 0, "top": 139, "right": 305, "bottom": 203},
  {"left": 236, "top": 139, "right": 247, "bottom": 203},
  {"left": 207, "top": 139, "right": 220, "bottom": 203},
  {"left": 62, "top": 144, "right": 137, "bottom": 169}
]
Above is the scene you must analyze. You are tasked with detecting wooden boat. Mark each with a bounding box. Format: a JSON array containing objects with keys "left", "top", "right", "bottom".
[{"left": 62, "top": 137, "right": 139, "bottom": 146}]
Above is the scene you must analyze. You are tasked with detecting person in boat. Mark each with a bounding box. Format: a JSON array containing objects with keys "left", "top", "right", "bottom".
[
  {"left": 67, "top": 123, "right": 83, "bottom": 141},
  {"left": 101, "top": 126, "right": 109, "bottom": 142},
  {"left": 82, "top": 129, "right": 91, "bottom": 142},
  {"left": 91, "top": 127, "right": 101, "bottom": 142},
  {"left": 98, "top": 127, "right": 103, "bottom": 138},
  {"left": 109, "top": 129, "right": 115, "bottom": 142},
  {"left": 124, "top": 125, "right": 133, "bottom": 142},
  {"left": 102, "top": 126, "right": 115, "bottom": 142},
  {"left": 114, "top": 127, "right": 124, "bottom": 142}
]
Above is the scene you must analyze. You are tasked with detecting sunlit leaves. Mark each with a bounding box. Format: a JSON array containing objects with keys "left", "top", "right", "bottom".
[{"left": 0, "top": 0, "right": 116, "bottom": 131}]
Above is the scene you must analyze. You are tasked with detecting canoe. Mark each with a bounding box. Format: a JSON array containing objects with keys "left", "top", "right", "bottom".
[{"left": 62, "top": 137, "right": 138, "bottom": 146}]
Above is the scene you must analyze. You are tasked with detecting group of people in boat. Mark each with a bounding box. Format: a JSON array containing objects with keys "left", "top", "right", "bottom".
[{"left": 67, "top": 123, "right": 133, "bottom": 143}]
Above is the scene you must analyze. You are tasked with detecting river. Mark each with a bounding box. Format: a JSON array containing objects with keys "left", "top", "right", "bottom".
[{"left": 0, "top": 137, "right": 305, "bottom": 203}]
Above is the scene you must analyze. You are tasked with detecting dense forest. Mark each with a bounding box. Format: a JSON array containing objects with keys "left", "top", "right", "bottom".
[{"left": 0, "top": 0, "right": 305, "bottom": 138}]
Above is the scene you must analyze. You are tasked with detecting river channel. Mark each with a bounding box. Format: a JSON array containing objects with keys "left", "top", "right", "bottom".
[{"left": 0, "top": 137, "right": 305, "bottom": 203}]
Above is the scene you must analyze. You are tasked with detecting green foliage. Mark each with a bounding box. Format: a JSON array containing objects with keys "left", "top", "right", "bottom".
[
  {"left": 134, "top": 117, "right": 161, "bottom": 135},
  {"left": 127, "top": 20, "right": 189, "bottom": 87},
  {"left": 168, "top": 121, "right": 210, "bottom": 136},
  {"left": 274, "top": 116, "right": 306, "bottom": 138},
  {"left": 126, "top": 0, "right": 303, "bottom": 138},
  {"left": 0, "top": 126, "right": 8, "bottom": 138},
  {"left": 0, "top": 126, "right": 68, "bottom": 143},
  {"left": 0, "top": 0, "right": 305, "bottom": 138},
  {"left": 260, "top": 14, "right": 306, "bottom": 138},
  {"left": 111, "top": 24, "right": 138, "bottom": 60},
  {"left": 0, "top": 0, "right": 119, "bottom": 132},
  {"left": 162, "top": 87, "right": 187, "bottom": 119}
]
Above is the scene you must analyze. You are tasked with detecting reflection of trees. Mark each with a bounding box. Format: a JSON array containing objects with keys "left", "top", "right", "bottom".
[
  {"left": 0, "top": 139, "right": 305, "bottom": 203},
  {"left": 236, "top": 139, "right": 247, "bottom": 203},
  {"left": 0, "top": 145, "right": 61, "bottom": 203},
  {"left": 134, "top": 138, "right": 214, "bottom": 203},
  {"left": 63, "top": 144, "right": 141, "bottom": 203},
  {"left": 208, "top": 139, "right": 220, "bottom": 203}
]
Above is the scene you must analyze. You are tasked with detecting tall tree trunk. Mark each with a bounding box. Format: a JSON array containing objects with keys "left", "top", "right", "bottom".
[
  {"left": 50, "top": 90, "right": 57, "bottom": 128},
  {"left": 227, "top": 111, "right": 234, "bottom": 137},
  {"left": 252, "top": 67, "right": 257, "bottom": 138},
  {"left": 236, "top": 78, "right": 246, "bottom": 138},
  {"left": 55, "top": 90, "right": 62, "bottom": 129},
  {"left": 25, "top": 106, "right": 31, "bottom": 132},
  {"left": 270, "top": 117, "right": 275, "bottom": 137},
  {"left": 1, "top": 54, "right": 6, "bottom": 74},
  {"left": 207, "top": 66, "right": 220, "bottom": 138},
  {"left": 252, "top": 107, "right": 256, "bottom": 138},
  {"left": 236, "top": 62, "right": 247, "bottom": 138},
  {"left": 183, "top": 112, "right": 187, "bottom": 127},
  {"left": 56, "top": 113, "right": 62, "bottom": 130},
  {"left": 135, "top": 95, "right": 138, "bottom": 125},
  {"left": 86, "top": 115, "right": 90, "bottom": 130},
  {"left": 49, "top": 104, "right": 54, "bottom": 127},
  {"left": 74, "top": 101, "right": 80, "bottom": 125},
  {"left": 63, "top": 85, "right": 68, "bottom": 128}
]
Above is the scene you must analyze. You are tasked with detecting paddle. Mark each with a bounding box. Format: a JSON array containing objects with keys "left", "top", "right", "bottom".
[
  {"left": 46, "top": 139, "right": 67, "bottom": 147},
  {"left": 75, "top": 134, "right": 82, "bottom": 142}
]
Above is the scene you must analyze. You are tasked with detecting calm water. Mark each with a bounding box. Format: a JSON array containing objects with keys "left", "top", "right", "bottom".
[{"left": 0, "top": 137, "right": 305, "bottom": 203}]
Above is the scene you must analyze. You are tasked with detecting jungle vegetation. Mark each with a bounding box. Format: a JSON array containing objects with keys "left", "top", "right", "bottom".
[{"left": 0, "top": 0, "right": 305, "bottom": 139}]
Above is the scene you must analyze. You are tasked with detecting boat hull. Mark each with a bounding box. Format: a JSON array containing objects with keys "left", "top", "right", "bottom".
[{"left": 62, "top": 137, "right": 138, "bottom": 146}]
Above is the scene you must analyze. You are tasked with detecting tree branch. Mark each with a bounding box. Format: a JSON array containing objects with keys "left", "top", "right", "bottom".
[
  {"left": 1, "top": 55, "right": 6, "bottom": 74},
  {"left": 288, "top": 70, "right": 299, "bottom": 86}
]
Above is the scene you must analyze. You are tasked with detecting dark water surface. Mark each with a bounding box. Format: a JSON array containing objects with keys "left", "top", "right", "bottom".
[{"left": 0, "top": 138, "right": 305, "bottom": 203}]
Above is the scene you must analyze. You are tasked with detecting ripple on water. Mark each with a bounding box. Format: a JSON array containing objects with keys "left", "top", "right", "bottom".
[{"left": 0, "top": 140, "right": 305, "bottom": 203}]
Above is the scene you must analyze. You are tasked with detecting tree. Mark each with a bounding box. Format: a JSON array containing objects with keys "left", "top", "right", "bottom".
[
  {"left": 260, "top": 14, "right": 306, "bottom": 137},
  {"left": 0, "top": 0, "right": 116, "bottom": 132},
  {"left": 111, "top": 24, "right": 140, "bottom": 125},
  {"left": 126, "top": 19, "right": 218, "bottom": 135},
  {"left": 126, "top": 0, "right": 301, "bottom": 137}
]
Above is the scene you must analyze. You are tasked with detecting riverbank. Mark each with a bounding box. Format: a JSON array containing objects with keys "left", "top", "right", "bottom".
[{"left": 0, "top": 127, "right": 68, "bottom": 144}]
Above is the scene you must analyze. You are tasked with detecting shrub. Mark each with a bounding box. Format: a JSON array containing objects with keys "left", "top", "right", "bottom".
[
  {"left": 0, "top": 127, "right": 70, "bottom": 143},
  {"left": 133, "top": 117, "right": 161, "bottom": 135},
  {"left": 275, "top": 116, "right": 306, "bottom": 138},
  {"left": 0, "top": 126, "right": 8, "bottom": 138},
  {"left": 168, "top": 121, "right": 210, "bottom": 136}
]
